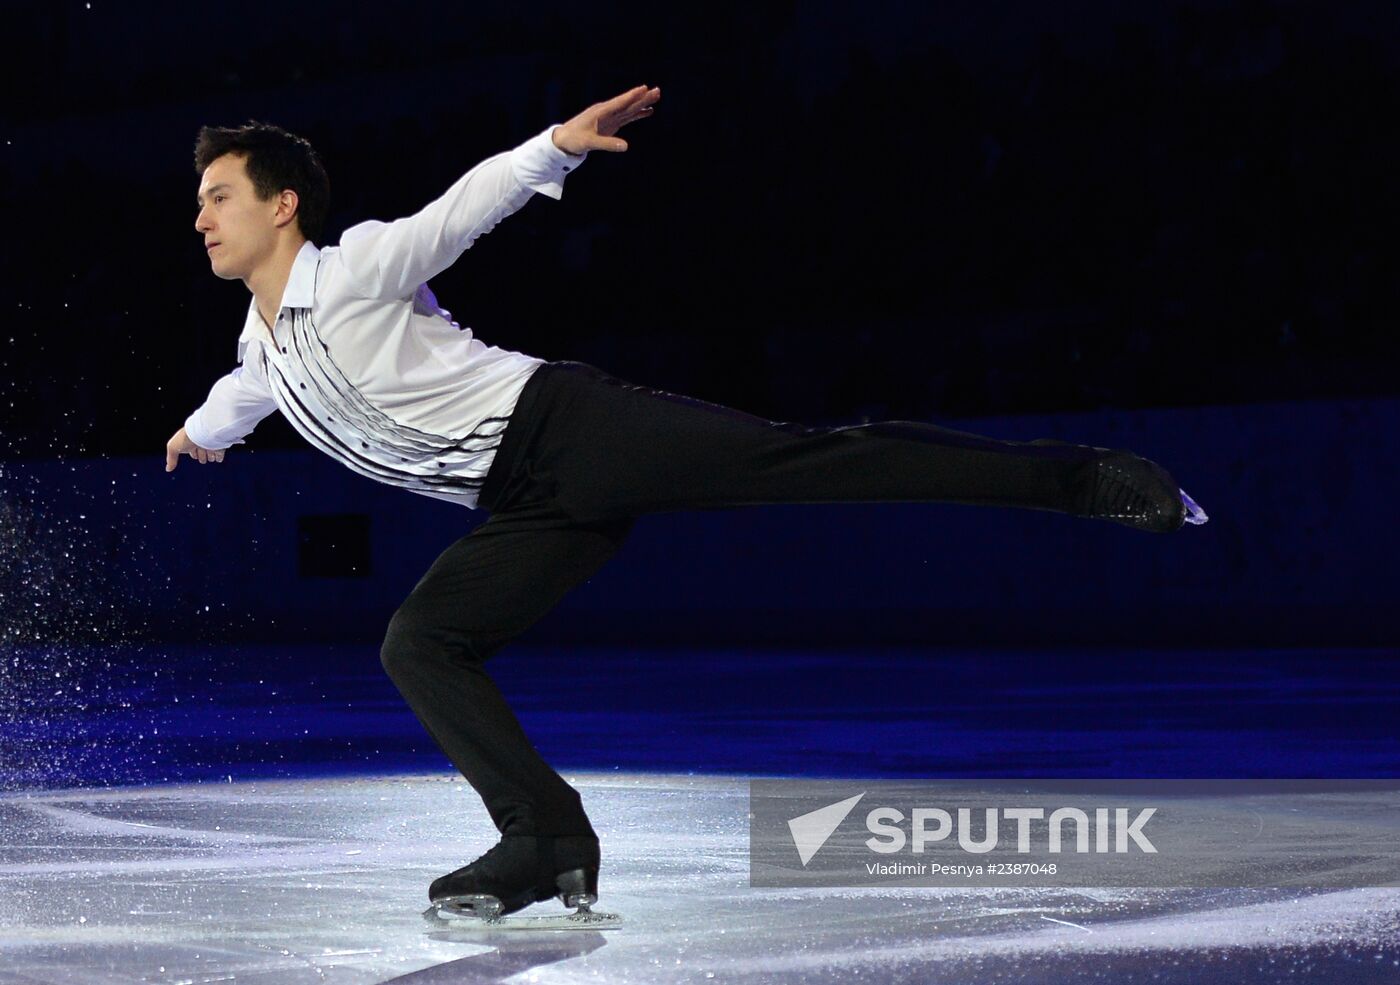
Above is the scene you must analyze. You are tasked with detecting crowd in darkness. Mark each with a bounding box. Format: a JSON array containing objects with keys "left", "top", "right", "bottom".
[{"left": 2, "top": 1, "right": 1397, "bottom": 460}]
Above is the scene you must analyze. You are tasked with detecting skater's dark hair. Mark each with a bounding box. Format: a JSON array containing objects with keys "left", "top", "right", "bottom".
[{"left": 194, "top": 120, "right": 330, "bottom": 243}]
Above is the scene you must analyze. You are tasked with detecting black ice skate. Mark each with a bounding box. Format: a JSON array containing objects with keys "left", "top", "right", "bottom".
[
  {"left": 1082, "top": 449, "right": 1208, "bottom": 533},
  {"left": 423, "top": 834, "right": 622, "bottom": 931},
  {"left": 1029, "top": 440, "right": 1209, "bottom": 533}
]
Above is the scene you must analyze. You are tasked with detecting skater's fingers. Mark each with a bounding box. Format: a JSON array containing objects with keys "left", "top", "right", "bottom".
[
  {"left": 603, "top": 85, "right": 651, "bottom": 113},
  {"left": 165, "top": 427, "right": 189, "bottom": 473}
]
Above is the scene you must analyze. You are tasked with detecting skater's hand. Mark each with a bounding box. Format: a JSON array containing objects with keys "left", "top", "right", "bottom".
[
  {"left": 552, "top": 85, "right": 660, "bottom": 155},
  {"left": 165, "top": 426, "right": 225, "bottom": 471}
]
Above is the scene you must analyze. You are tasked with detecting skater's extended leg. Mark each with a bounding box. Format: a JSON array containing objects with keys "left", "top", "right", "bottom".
[
  {"left": 380, "top": 501, "right": 634, "bottom": 839},
  {"left": 494, "top": 361, "right": 1195, "bottom": 531}
]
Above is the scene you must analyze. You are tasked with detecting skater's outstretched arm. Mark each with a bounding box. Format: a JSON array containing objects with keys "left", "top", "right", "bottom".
[
  {"left": 336, "top": 85, "right": 660, "bottom": 302},
  {"left": 166, "top": 346, "right": 278, "bottom": 471}
]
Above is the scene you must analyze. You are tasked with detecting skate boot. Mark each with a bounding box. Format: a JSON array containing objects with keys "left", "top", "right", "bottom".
[
  {"left": 1029, "top": 440, "right": 1208, "bottom": 533},
  {"left": 428, "top": 834, "right": 606, "bottom": 925}
]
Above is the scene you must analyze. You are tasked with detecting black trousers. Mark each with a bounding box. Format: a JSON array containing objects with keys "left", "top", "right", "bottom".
[{"left": 379, "top": 360, "right": 1104, "bottom": 838}]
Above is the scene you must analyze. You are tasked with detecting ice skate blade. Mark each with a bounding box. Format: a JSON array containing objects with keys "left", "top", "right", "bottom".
[
  {"left": 1179, "top": 488, "right": 1209, "bottom": 526},
  {"left": 424, "top": 900, "right": 623, "bottom": 931},
  {"left": 430, "top": 893, "right": 504, "bottom": 921}
]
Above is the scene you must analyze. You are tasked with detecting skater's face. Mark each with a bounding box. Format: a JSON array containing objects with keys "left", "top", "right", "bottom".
[{"left": 194, "top": 153, "right": 297, "bottom": 282}]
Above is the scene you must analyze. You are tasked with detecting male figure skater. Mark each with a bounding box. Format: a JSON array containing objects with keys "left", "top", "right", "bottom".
[{"left": 168, "top": 84, "right": 1206, "bottom": 921}]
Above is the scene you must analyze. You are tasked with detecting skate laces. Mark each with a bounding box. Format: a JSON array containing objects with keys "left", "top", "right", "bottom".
[
  {"left": 1092, "top": 458, "right": 1157, "bottom": 520},
  {"left": 466, "top": 837, "right": 517, "bottom": 874}
]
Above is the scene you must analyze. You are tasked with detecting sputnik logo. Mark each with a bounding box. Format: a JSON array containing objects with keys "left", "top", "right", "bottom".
[{"left": 787, "top": 792, "right": 865, "bottom": 866}]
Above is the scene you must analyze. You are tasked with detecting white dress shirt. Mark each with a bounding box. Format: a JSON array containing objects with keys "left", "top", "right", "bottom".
[{"left": 183, "top": 124, "right": 586, "bottom": 509}]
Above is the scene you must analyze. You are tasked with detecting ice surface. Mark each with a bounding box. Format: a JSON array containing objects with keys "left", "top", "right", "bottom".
[{"left": 2, "top": 772, "right": 1399, "bottom": 984}]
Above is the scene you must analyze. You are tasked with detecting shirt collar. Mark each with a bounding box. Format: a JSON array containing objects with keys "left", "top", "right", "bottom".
[{"left": 236, "top": 240, "right": 320, "bottom": 362}]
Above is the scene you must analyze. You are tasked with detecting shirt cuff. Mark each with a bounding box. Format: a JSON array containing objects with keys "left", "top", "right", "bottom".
[
  {"left": 183, "top": 408, "right": 242, "bottom": 450},
  {"left": 183, "top": 409, "right": 216, "bottom": 450},
  {"left": 510, "top": 124, "right": 586, "bottom": 200}
]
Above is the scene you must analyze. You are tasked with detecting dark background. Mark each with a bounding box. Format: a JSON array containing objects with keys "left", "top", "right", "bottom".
[
  {"left": 2, "top": 1, "right": 1398, "bottom": 789},
  {"left": 3, "top": 0, "right": 1397, "bottom": 462}
]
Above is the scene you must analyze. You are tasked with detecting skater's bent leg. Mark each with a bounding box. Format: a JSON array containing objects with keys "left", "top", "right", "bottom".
[
  {"left": 380, "top": 503, "right": 634, "bottom": 838},
  {"left": 521, "top": 362, "right": 1102, "bottom": 520}
]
